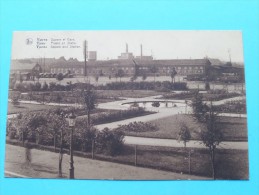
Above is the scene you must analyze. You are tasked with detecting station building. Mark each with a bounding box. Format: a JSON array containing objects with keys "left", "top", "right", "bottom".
[{"left": 49, "top": 58, "right": 211, "bottom": 77}]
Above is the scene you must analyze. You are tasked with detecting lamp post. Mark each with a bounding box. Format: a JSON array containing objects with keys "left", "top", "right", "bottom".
[{"left": 66, "top": 112, "right": 76, "bottom": 179}]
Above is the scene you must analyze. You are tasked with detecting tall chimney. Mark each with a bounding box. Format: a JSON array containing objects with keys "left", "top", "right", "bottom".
[
  {"left": 126, "top": 43, "right": 128, "bottom": 53},
  {"left": 140, "top": 44, "right": 143, "bottom": 59}
]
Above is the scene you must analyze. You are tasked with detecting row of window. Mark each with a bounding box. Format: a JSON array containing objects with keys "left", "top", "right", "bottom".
[{"left": 51, "top": 66, "right": 204, "bottom": 74}]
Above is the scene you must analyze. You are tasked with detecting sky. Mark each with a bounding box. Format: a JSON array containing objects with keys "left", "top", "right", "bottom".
[{"left": 11, "top": 30, "right": 244, "bottom": 63}]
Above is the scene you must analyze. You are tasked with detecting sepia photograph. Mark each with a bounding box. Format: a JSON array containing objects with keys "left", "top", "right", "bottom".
[{"left": 5, "top": 30, "right": 248, "bottom": 180}]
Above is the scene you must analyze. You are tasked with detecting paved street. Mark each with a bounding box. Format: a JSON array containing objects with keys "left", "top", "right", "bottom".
[{"left": 5, "top": 144, "right": 210, "bottom": 180}]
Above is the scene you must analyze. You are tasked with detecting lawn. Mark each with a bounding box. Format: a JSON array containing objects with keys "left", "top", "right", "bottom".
[
  {"left": 121, "top": 145, "right": 248, "bottom": 180},
  {"left": 162, "top": 91, "right": 241, "bottom": 101},
  {"left": 7, "top": 102, "right": 66, "bottom": 115},
  {"left": 123, "top": 114, "right": 248, "bottom": 141},
  {"left": 9, "top": 90, "right": 164, "bottom": 106},
  {"left": 6, "top": 140, "right": 249, "bottom": 180}
]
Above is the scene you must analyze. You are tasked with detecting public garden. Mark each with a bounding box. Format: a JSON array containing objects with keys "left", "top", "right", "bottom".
[{"left": 5, "top": 75, "right": 248, "bottom": 180}]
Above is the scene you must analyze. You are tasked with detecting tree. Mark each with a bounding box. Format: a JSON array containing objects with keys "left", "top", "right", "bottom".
[
  {"left": 191, "top": 96, "right": 223, "bottom": 179},
  {"left": 149, "top": 65, "right": 158, "bottom": 82},
  {"left": 142, "top": 73, "right": 147, "bottom": 81},
  {"left": 34, "top": 82, "right": 41, "bottom": 91},
  {"left": 130, "top": 75, "right": 137, "bottom": 82},
  {"left": 82, "top": 88, "right": 97, "bottom": 127},
  {"left": 200, "top": 104, "right": 223, "bottom": 179},
  {"left": 170, "top": 67, "right": 177, "bottom": 83},
  {"left": 56, "top": 73, "right": 64, "bottom": 83},
  {"left": 94, "top": 74, "right": 99, "bottom": 86},
  {"left": 178, "top": 123, "right": 191, "bottom": 148},
  {"left": 26, "top": 113, "right": 48, "bottom": 144},
  {"left": 49, "top": 82, "right": 57, "bottom": 91},
  {"left": 42, "top": 82, "right": 48, "bottom": 91},
  {"left": 35, "top": 73, "right": 40, "bottom": 82},
  {"left": 116, "top": 69, "right": 125, "bottom": 83},
  {"left": 205, "top": 81, "right": 210, "bottom": 91},
  {"left": 190, "top": 91, "right": 207, "bottom": 122}
]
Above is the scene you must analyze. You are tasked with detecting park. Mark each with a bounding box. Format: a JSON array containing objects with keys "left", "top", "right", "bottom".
[{"left": 5, "top": 72, "right": 248, "bottom": 180}]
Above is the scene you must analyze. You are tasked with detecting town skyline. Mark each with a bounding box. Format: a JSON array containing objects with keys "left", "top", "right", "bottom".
[{"left": 11, "top": 31, "right": 244, "bottom": 63}]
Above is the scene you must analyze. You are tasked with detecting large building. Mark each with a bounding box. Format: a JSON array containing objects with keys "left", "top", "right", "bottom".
[
  {"left": 118, "top": 43, "right": 134, "bottom": 60},
  {"left": 10, "top": 61, "right": 43, "bottom": 81},
  {"left": 88, "top": 51, "right": 97, "bottom": 61},
  {"left": 49, "top": 58, "right": 211, "bottom": 77}
]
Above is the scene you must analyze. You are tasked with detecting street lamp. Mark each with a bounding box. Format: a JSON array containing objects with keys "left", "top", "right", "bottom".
[{"left": 66, "top": 112, "right": 76, "bottom": 179}]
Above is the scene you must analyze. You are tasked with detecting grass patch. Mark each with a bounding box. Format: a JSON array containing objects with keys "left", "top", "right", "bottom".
[
  {"left": 123, "top": 114, "right": 247, "bottom": 141},
  {"left": 7, "top": 102, "right": 66, "bottom": 114},
  {"left": 162, "top": 91, "right": 241, "bottom": 101}
]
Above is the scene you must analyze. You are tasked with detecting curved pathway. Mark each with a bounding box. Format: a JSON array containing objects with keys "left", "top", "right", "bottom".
[
  {"left": 124, "top": 136, "right": 248, "bottom": 150},
  {"left": 7, "top": 95, "right": 247, "bottom": 150}
]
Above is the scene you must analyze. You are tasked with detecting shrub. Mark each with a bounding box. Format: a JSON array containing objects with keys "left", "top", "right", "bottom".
[
  {"left": 7, "top": 108, "right": 128, "bottom": 156},
  {"left": 116, "top": 121, "right": 158, "bottom": 133},
  {"left": 15, "top": 83, "right": 26, "bottom": 92},
  {"left": 10, "top": 92, "right": 21, "bottom": 106},
  {"left": 95, "top": 128, "right": 124, "bottom": 156},
  {"left": 92, "top": 107, "right": 147, "bottom": 125},
  {"left": 152, "top": 101, "right": 160, "bottom": 107},
  {"left": 6, "top": 121, "right": 17, "bottom": 139},
  {"left": 98, "top": 81, "right": 187, "bottom": 91},
  {"left": 42, "top": 82, "right": 49, "bottom": 91}
]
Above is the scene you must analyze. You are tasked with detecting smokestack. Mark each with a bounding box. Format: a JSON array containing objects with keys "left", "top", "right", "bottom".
[
  {"left": 140, "top": 44, "right": 143, "bottom": 59},
  {"left": 126, "top": 43, "right": 128, "bottom": 53}
]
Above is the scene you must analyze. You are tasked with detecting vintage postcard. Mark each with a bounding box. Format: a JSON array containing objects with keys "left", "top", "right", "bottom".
[{"left": 5, "top": 30, "right": 248, "bottom": 180}]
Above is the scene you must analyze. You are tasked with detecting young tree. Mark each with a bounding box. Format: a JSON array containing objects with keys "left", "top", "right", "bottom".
[
  {"left": 191, "top": 91, "right": 206, "bottom": 122},
  {"left": 34, "top": 82, "right": 41, "bottom": 91},
  {"left": 130, "top": 75, "right": 137, "bottom": 82},
  {"left": 82, "top": 88, "right": 97, "bottom": 127},
  {"left": 200, "top": 106, "right": 223, "bottom": 179},
  {"left": 95, "top": 74, "right": 99, "bottom": 86},
  {"left": 35, "top": 73, "right": 40, "bottom": 82},
  {"left": 42, "top": 82, "right": 48, "bottom": 91},
  {"left": 142, "top": 73, "right": 147, "bottom": 81},
  {"left": 205, "top": 81, "right": 210, "bottom": 91},
  {"left": 56, "top": 93, "right": 63, "bottom": 105},
  {"left": 191, "top": 95, "right": 223, "bottom": 179},
  {"left": 49, "top": 82, "right": 57, "bottom": 91},
  {"left": 26, "top": 113, "right": 48, "bottom": 144},
  {"left": 170, "top": 67, "right": 177, "bottom": 83},
  {"left": 116, "top": 69, "right": 125, "bottom": 83},
  {"left": 178, "top": 123, "right": 191, "bottom": 148}
]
